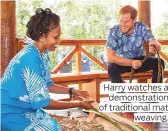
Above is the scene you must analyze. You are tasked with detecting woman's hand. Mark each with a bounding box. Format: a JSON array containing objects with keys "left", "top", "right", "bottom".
[
  {"left": 80, "top": 100, "right": 94, "bottom": 110},
  {"left": 73, "top": 89, "right": 89, "bottom": 98}
]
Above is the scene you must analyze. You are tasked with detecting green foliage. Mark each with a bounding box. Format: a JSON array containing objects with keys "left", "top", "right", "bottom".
[
  {"left": 153, "top": 13, "right": 168, "bottom": 40},
  {"left": 55, "top": 0, "right": 119, "bottom": 39},
  {"left": 16, "top": 0, "right": 44, "bottom": 38},
  {"left": 153, "top": 13, "right": 168, "bottom": 69},
  {"left": 16, "top": 1, "right": 31, "bottom": 38}
]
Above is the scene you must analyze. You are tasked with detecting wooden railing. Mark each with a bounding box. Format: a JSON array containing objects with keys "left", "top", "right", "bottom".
[
  {"left": 51, "top": 40, "right": 108, "bottom": 73},
  {"left": 16, "top": 38, "right": 168, "bottom": 83}
]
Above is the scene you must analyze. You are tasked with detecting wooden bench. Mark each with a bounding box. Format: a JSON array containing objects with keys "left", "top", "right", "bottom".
[{"left": 51, "top": 71, "right": 168, "bottom": 102}]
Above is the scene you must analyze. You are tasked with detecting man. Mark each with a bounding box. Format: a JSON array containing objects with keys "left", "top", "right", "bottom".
[
  {"left": 58, "top": 47, "right": 72, "bottom": 73},
  {"left": 106, "top": 5, "right": 164, "bottom": 83},
  {"left": 82, "top": 53, "right": 91, "bottom": 72},
  {"left": 100, "top": 50, "right": 108, "bottom": 66}
]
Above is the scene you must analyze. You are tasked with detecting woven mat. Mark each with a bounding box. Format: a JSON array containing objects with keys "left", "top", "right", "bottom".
[
  {"left": 50, "top": 115, "right": 105, "bottom": 131},
  {"left": 50, "top": 113, "right": 155, "bottom": 131}
]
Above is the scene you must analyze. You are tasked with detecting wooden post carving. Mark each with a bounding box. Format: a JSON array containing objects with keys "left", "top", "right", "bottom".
[{"left": 1, "top": 1, "right": 16, "bottom": 76}]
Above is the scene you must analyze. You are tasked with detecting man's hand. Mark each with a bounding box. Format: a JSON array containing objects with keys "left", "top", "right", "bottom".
[
  {"left": 149, "top": 40, "right": 161, "bottom": 54},
  {"left": 131, "top": 60, "right": 142, "bottom": 69},
  {"left": 73, "top": 89, "right": 89, "bottom": 98}
]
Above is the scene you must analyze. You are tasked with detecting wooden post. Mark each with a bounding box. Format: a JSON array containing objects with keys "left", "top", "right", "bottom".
[
  {"left": 138, "top": 1, "right": 151, "bottom": 83},
  {"left": 138, "top": 1, "right": 151, "bottom": 56},
  {"left": 82, "top": 78, "right": 100, "bottom": 102},
  {"left": 76, "top": 44, "right": 82, "bottom": 73},
  {"left": 1, "top": 1, "right": 16, "bottom": 76},
  {"left": 138, "top": 1, "right": 151, "bottom": 28},
  {"left": 76, "top": 44, "right": 82, "bottom": 90}
]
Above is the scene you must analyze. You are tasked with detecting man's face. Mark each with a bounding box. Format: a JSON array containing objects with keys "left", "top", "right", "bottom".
[{"left": 119, "top": 13, "right": 136, "bottom": 34}]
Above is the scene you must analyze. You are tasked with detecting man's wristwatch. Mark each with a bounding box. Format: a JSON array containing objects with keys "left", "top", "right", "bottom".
[{"left": 69, "top": 88, "right": 74, "bottom": 98}]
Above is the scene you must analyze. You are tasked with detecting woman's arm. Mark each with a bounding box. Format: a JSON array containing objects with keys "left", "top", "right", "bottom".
[
  {"left": 57, "top": 97, "right": 83, "bottom": 101},
  {"left": 48, "top": 84, "right": 89, "bottom": 98},
  {"left": 44, "top": 99, "right": 93, "bottom": 110},
  {"left": 48, "top": 84, "right": 69, "bottom": 94}
]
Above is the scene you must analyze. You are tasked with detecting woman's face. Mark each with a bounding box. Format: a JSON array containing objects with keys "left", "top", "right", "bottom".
[{"left": 42, "top": 25, "right": 61, "bottom": 51}]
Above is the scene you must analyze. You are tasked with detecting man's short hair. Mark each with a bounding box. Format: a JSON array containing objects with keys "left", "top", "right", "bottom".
[{"left": 119, "top": 5, "right": 138, "bottom": 19}]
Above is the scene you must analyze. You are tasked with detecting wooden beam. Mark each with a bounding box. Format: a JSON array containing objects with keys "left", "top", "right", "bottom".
[
  {"left": 76, "top": 44, "right": 82, "bottom": 72},
  {"left": 16, "top": 39, "right": 168, "bottom": 49},
  {"left": 1, "top": 1, "right": 16, "bottom": 76},
  {"left": 60, "top": 40, "right": 106, "bottom": 46},
  {"left": 51, "top": 47, "right": 78, "bottom": 73},
  {"left": 160, "top": 51, "right": 168, "bottom": 62},
  {"left": 160, "top": 40, "right": 168, "bottom": 45},
  {"left": 138, "top": 1, "right": 151, "bottom": 56},
  {"left": 81, "top": 47, "right": 108, "bottom": 71},
  {"left": 76, "top": 44, "right": 82, "bottom": 90},
  {"left": 138, "top": 1, "right": 151, "bottom": 27}
]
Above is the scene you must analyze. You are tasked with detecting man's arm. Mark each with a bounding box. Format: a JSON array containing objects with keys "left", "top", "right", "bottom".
[
  {"left": 141, "top": 23, "right": 161, "bottom": 53},
  {"left": 106, "top": 48, "right": 142, "bottom": 69},
  {"left": 106, "top": 48, "right": 132, "bottom": 66}
]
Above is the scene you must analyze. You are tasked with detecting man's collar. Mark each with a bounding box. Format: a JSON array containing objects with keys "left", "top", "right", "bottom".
[
  {"left": 123, "top": 28, "right": 137, "bottom": 37},
  {"left": 118, "top": 23, "right": 137, "bottom": 37}
]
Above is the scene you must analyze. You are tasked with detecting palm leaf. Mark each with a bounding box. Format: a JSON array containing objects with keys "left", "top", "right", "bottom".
[
  {"left": 22, "top": 67, "right": 47, "bottom": 102},
  {"left": 84, "top": 109, "right": 144, "bottom": 131},
  {"left": 84, "top": 109, "right": 125, "bottom": 131}
]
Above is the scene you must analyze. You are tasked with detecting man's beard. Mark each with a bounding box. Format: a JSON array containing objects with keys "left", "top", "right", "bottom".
[{"left": 121, "top": 26, "right": 134, "bottom": 34}]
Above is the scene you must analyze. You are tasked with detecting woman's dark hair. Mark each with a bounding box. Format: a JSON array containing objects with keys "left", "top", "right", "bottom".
[{"left": 26, "top": 8, "right": 60, "bottom": 41}]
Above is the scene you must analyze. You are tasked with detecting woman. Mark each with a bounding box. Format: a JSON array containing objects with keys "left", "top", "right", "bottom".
[{"left": 1, "top": 8, "right": 93, "bottom": 131}]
